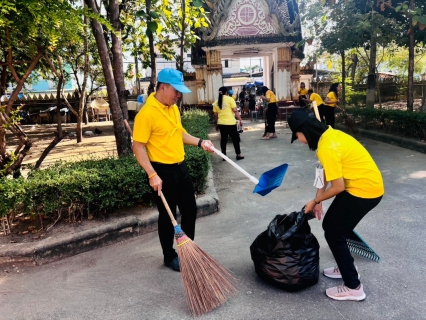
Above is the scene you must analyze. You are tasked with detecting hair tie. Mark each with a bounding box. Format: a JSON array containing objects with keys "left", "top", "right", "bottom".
[{"left": 218, "top": 92, "right": 222, "bottom": 95}]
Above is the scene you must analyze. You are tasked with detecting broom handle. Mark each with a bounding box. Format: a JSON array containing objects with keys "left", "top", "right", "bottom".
[
  {"left": 312, "top": 101, "right": 320, "bottom": 121},
  {"left": 210, "top": 147, "right": 259, "bottom": 185},
  {"left": 159, "top": 193, "right": 178, "bottom": 227}
]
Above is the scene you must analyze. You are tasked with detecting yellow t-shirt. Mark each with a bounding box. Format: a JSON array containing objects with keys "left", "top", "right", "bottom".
[
  {"left": 316, "top": 127, "right": 384, "bottom": 198},
  {"left": 310, "top": 93, "right": 324, "bottom": 106},
  {"left": 298, "top": 88, "right": 308, "bottom": 96},
  {"left": 325, "top": 92, "right": 338, "bottom": 107},
  {"left": 133, "top": 93, "right": 187, "bottom": 164},
  {"left": 266, "top": 90, "right": 277, "bottom": 104},
  {"left": 213, "top": 95, "right": 238, "bottom": 125}
]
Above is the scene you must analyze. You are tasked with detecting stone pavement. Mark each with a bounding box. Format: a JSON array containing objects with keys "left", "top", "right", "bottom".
[
  {"left": 0, "top": 119, "right": 426, "bottom": 319},
  {"left": 1, "top": 119, "right": 425, "bottom": 268}
]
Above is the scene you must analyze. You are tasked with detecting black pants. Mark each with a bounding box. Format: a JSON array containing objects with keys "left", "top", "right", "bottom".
[
  {"left": 318, "top": 104, "right": 335, "bottom": 128},
  {"left": 322, "top": 191, "right": 382, "bottom": 289},
  {"left": 265, "top": 102, "right": 277, "bottom": 133},
  {"left": 151, "top": 161, "right": 197, "bottom": 262},
  {"left": 219, "top": 124, "right": 241, "bottom": 155}
]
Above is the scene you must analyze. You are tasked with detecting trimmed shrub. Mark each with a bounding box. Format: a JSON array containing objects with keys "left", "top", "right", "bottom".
[
  {"left": 1, "top": 109, "right": 211, "bottom": 220},
  {"left": 345, "top": 107, "right": 426, "bottom": 141}
]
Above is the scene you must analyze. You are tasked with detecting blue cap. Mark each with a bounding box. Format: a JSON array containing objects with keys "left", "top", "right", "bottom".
[
  {"left": 158, "top": 68, "right": 191, "bottom": 93},
  {"left": 228, "top": 90, "right": 234, "bottom": 95}
]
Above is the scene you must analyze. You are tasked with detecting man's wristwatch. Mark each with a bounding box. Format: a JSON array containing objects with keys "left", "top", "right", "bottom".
[{"left": 198, "top": 139, "right": 204, "bottom": 148}]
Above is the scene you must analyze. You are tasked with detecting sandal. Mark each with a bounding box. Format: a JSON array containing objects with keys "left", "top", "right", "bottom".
[
  {"left": 260, "top": 136, "right": 270, "bottom": 140},
  {"left": 270, "top": 135, "right": 278, "bottom": 139}
]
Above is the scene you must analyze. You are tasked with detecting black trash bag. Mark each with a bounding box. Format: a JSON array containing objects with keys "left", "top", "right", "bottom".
[{"left": 250, "top": 210, "right": 320, "bottom": 292}]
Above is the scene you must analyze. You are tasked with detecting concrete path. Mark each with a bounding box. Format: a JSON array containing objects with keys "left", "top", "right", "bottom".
[{"left": 1, "top": 121, "right": 426, "bottom": 319}]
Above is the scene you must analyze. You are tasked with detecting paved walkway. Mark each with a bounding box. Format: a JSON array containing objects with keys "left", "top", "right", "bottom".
[{"left": 1, "top": 120, "right": 426, "bottom": 319}]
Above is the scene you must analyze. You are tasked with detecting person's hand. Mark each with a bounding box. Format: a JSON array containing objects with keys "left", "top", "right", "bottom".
[
  {"left": 149, "top": 174, "right": 163, "bottom": 196},
  {"left": 313, "top": 203, "right": 324, "bottom": 220},
  {"left": 215, "top": 124, "right": 219, "bottom": 132},
  {"left": 304, "top": 199, "right": 316, "bottom": 215},
  {"left": 201, "top": 139, "right": 215, "bottom": 153},
  {"left": 239, "top": 120, "right": 243, "bottom": 127}
]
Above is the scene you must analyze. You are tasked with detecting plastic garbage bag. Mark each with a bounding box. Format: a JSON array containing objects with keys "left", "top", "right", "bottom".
[{"left": 250, "top": 210, "right": 320, "bottom": 292}]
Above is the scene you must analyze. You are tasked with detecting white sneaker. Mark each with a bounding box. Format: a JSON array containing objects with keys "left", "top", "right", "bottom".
[
  {"left": 326, "top": 283, "right": 366, "bottom": 301},
  {"left": 323, "top": 266, "right": 360, "bottom": 279}
]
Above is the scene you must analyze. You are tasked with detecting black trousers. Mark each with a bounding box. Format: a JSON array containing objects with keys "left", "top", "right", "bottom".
[
  {"left": 322, "top": 191, "right": 382, "bottom": 289},
  {"left": 151, "top": 161, "right": 197, "bottom": 262},
  {"left": 265, "top": 102, "right": 277, "bottom": 133},
  {"left": 219, "top": 124, "right": 241, "bottom": 155},
  {"left": 318, "top": 104, "right": 335, "bottom": 128}
]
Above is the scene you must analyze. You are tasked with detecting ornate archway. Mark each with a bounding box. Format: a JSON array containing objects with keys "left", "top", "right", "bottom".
[{"left": 191, "top": 0, "right": 303, "bottom": 104}]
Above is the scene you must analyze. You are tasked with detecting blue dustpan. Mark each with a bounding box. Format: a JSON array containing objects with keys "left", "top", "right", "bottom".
[
  {"left": 212, "top": 147, "right": 288, "bottom": 196},
  {"left": 253, "top": 163, "right": 288, "bottom": 196}
]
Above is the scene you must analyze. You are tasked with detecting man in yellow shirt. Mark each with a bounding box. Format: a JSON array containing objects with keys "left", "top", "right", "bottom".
[
  {"left": 133, "top": 68, "right": 214, "bottom": 272},
  {"left": 288, "top": 109, "right": 384, "bottom": 302}
]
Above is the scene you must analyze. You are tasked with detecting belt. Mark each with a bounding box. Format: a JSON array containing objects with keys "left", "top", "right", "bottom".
[{"left": 151, "top": 161, "right": 184, "bottom": 166}]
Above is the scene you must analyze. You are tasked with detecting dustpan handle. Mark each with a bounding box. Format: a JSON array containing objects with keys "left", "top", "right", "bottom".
[
  {"left": 210, "top": 146, "right": 259, "bottom": 185},
  {"left": 160, "top": 193, "right": 178, "bottom": 227}
]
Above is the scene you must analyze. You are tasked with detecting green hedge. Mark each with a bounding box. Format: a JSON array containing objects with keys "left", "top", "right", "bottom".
[
  {"left": 0, "top": 109, "right": 211, "bottom": 219},
  {"left": 342, "top": 107, "right": 426, "bottom": 141}
]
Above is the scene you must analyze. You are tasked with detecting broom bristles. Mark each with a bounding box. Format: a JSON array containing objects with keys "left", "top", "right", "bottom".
[
  {"left": 340, "top": 109, "right": 358, "bottom": 134},
  {"left": 175, "top": 231, "right": 237, "bottom": 317}
]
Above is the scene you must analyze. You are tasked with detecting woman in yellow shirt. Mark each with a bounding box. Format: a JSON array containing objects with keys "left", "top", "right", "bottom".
[
  {"left": 288, "top": 109, "right": 384, "bottom": 302},
  {"left": 321, "top": 82, "right": 342, "bottom": 128},
  {"left": 213, "top": 87, "right": 244, "bottom": 160},
  {"left": 260, "top": 86, "right": 278, "bottom": 140}
]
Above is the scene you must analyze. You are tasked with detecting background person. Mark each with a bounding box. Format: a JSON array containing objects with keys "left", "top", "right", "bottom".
[
  {"left": 213, "top": 86, "right": 244, "bottom": 161},
  {"left": 132, "top": 68, "right": 214, "bottom": 272},
  {"left": 321, "top": 82, "right": 342, "bottom": 128},
  {"left": 248, "top": 94, "right": 256, "bottom": 116},
  {"left": 260, "top": 86, "right": 278, "bottom": 140},
  {"left": 288, "top": 109, "right": 384, "bottom": 301},
  {"left": 303, "top": 89, "right": 325, "bottom": 114},
  {"left": 298, "top": 82, "right": 309, "bottom": 108}
]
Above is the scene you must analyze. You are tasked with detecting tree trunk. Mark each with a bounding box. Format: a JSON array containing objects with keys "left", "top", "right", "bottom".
[
  {"left": 77, "top": 7, "right": 90, "bottom": 143},
  {"left": 406, "top": 0, "right": 415, "bottom": 112},
  {"left": 350, "top": 54, "right": 358, "bottom": 83},
  {"left": 146, "top": 0, "right": 157, "bottom": 95},
  {"left": 366, "top": 38, "right": 376, "bottom": 108},
  {"left": 340, "top": 51, "right": 346, "bottom": 108},
  {"left": 109, "top": 0, "right": 129, "bottom": 122},
  {"left": 0, "top": 49, "right": 42, "bottom": 176},
  {"left": 134, "top": 51, "right": 140, "bottom": 95},
  {"left": 85, "top": 0, "right": 132, "bottom": 156},
  {"left": 421, "top": 83, "right": 426, "bottom": 113},
  {"left": 0, "top": 66, "right": 7, "bottom": 96},
  {"left": 179, "top": 0, "right": 186, "bottom": 72}
]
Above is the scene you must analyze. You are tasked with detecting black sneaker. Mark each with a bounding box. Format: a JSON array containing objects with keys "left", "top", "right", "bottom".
[{"left": 164, "top": 257, "right": 180, "bottom": 272}]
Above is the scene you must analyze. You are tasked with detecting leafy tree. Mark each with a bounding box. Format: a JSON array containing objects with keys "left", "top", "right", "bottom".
[
  {"left": 377, "top": 0, "right": 426, "bottom": 111},
  {"left": 84, "top": 0, "right": 132, "bottom": 156},
  {"left": 0, "top": 0, "right": 85, "bottom": 176}
]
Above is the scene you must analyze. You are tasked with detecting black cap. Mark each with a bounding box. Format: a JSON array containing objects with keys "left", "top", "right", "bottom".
[{"left": 288, "top": 108, "right": 314, "bottom": 143}]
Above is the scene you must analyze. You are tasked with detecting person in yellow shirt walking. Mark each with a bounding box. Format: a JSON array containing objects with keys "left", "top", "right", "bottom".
[
  {"left": 213, "top": 86, "right": 244, "bottom": 160},
  {"left": 132, "top": 68, "right": 214, "bottom": 272},
  {"left": 260, "top": 86, "right": 278, "bottom": 140},
  {"left": 288, "top": 109, "right": 384, "bottom": 301}
]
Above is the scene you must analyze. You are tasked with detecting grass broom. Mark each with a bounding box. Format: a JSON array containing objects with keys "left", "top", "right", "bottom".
[
  {"left": 339, "top": 107, "right": 358, "bottom": 134},
  {"left": 159, "top": 193, "right": 237, "bottom": 316}
]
